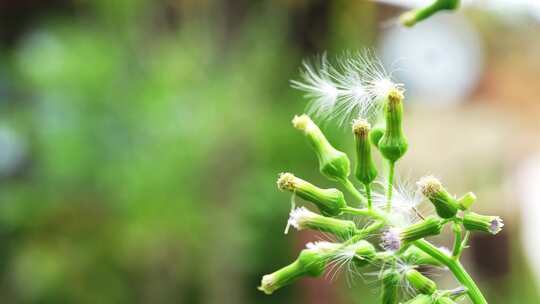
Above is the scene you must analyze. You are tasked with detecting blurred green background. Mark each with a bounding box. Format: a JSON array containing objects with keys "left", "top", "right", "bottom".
[{"left": 0, "top": 0, "right": 539, "bottom": 303}]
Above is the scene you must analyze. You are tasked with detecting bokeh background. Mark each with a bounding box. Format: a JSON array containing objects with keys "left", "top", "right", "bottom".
[{"left": 0, "top": 0, "right": 539, "bottom": 303}]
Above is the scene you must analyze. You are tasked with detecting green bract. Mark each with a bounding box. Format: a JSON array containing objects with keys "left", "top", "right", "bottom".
[
  {"left": 406, "top": 269, "right": 437, "bottom": 295},
  {"left": 463, "top": 212, "right": 504, "bottom": 235},
  {"left": 352, "top": 240, "right": 377, "bottom": 268},
  {"left": 353, "top": 119, "right": 378, "bottom": 186},
  {"left": 381, "top": 270, "right": 400, "bottom": 304},
  {"left": 418, "top": 176, "right": 460, "bottom": 219},
  {"left": 401, "top": 216, "right": 444, "bottom": 243},
  {"left": 378, "top": 89, "right": 408, "bottom": 163},
  {"left": 277, "top": 173, "right": 347, "bottom": 216},
  {"left": 402, "top": 246, "right": 444, "bottom": 267},
  {"left": 258, "top": 248, "right": 327, "bottom": 295},
  {"left": 293, "top": 114, "right": 350, "bottom": 182}
]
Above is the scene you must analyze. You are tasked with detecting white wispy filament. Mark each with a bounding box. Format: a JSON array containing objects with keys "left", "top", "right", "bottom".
[{"left": 291, "top": 51, "right": 401, "bottom": 125}]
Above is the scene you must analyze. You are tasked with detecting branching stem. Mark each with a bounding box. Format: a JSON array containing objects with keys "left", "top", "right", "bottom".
[
  {"left": 413, "top": 239, "right": 488, "bottom": 304},
  {"left": 341, "top": 178, "right": 367, "bottom": 206}
]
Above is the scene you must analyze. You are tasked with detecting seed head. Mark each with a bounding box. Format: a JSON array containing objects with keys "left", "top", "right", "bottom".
[
  {"left": 352, "top": 118, "right": 371, "bottom": 137},
  {"left": 417, "top": 176, "right": 443, "bottom": 197},
  {"left": 277, "top": 172, "right": 296, "bottom": 191},
  {"left": 287, "top": 207, "right": 317, "bottom": 230},
  {"left": 291, "top": 50, "right": 401, "bottom": 126},
  {"left": 292, "top": 114, "right": 313, "bottom": 132}
]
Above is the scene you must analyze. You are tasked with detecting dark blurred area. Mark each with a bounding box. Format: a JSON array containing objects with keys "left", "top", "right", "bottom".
[{"left": 0, "top": 0, "right": 539, "bottom": 303}]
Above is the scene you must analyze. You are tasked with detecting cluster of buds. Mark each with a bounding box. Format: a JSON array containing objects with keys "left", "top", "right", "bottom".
[{"left": 259, "top": 52, "right": 502, "bottom": 304}]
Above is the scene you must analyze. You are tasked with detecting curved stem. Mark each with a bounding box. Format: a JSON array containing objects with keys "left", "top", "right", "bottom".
[
  {"left": 340, "top": 178, "right": 367, "bottom": 206},
  {"left": 386, "top": 161, "right": 396, "bottom": 212},
  {"left": 451, "top": 222, "right": 463, "bottom": 258},
  {"left": 412, "top": 239, "right": 488, "bottom": 304},
  {"left": 347, "top": 220, "right": 386, "bottom": 244}
]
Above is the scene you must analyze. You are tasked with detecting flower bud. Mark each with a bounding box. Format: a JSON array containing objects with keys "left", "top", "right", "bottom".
[
  {"left": 352, "top": 119, "right": 378, "bottom": 186},
  {"left": 377, "top": 89, "right": 408, "bottom": 162},
  {"left": 404, "top": 294, "right": 432, "bottom": 304},
  {"left": 402, "top": 246, "right": 444, "bottom": 267},
  {"left": 288, "top": 207, "right": 357, "bottom": 238},
  {"left": 417, "top": 176, "right": 459, "bottom": 219},
  {"left": 405, "top": 269, "right": 437, "bottom": 295},
  {"left": 381, "top": 216, "right": 443, "bottom": 251},
  {"left": 369, "top": 124, "right": 385, "bottom": 147},
  {"left": 401, "top": 216, "right": 444, "bottom": 243},
  {"left": 258, "top": 247, "right": 327, "bottom": 295},
  {"left": 381, "top": 270, "right": 400, "bottom": 304},
  {"left": 380, "top": 228, "right": 402, "bottom": 252},
  {"left": 351, "top": 240, "right": 376, "bottom": 268},
  {"left": 277, "top": 173, "right": 347, "bottom": 216},
  {"left": 293, "top": 114, "right": 350, "bottom": 182},
  {"left": 462, "top": 212, "right": 504, "bottom": 235},
  {"left": 457, "top": 192, "right": 476, "bottom": 210},
  {"left": 436, "top": 297, "right": 458, "bottom": 304},
  {"left": 400, "top": 0, "right": 460, "bottom": 27}
]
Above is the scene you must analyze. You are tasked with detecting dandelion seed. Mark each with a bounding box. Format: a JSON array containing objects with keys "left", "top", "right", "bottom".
[
  {"left": 291, "top": 50, "right": 401, "bottom": 125},
  {"left": 291, "top": 55, "right": 339, "bottom": 120},
  {"left": 372, "top": 178, "right": 424, "bottom": 227}
]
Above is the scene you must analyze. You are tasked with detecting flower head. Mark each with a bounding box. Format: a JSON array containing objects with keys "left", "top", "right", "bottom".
[
  {"left": 381, "top": 228, "right": 402, "bottom": 252},
  {"left": 287, "top": 207, "right": 317, "bottom": 230},
  {"left": 417, "top": 176, "right": 443, "bottom": 197},
  {"left": 463, "top": 212, "right": 504, "bottom": 235}
]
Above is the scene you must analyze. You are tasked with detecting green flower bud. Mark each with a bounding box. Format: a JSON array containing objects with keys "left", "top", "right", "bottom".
[
  {"left": 401, "top": 216, "right": 444, "bottom": 242},
  {"left": 462, "top": 212, "right": 504, "bottom": 235},
  {"left": 404, "top": 294, "right": 432, "bottom": 304},
  {"left": 381, "top": 217, "right": 443, "bottom": 251},
  {"left": 417, "top": 176, "right": 459, "bottom": 219},
  {"left": 288, "top": 207, "right": 357, "bottom": 238},
  {"left": 381, "top": 270, "right": 400, "bottom": 304},
  {"left": 436, "top": 297, "right": 458, "bottom": 304},
  {"left": 402, "top": 246, "right": 444, "bottom": 267},
  {"left": 400, "top": 0, "right": 460, "bottom": 27},
  {"left": 351, "top": 240, "right": 376, "bottom": 268},
  {"left": 457, "top": 192, "right": 476, "bottom": 210},
  {"left": 352, "top": 119, "right": 378, "bottom": 186},
  {"left": 293, "top": 114, "right": 350, "bottom": 182},
  {"left": 378, "top": 89, "right": 408, "bottom": 163},
  {"left": 369, "top": 124, "right": 385, "bottom": 147},
  {"left": 277, "top": 173, "right": 347, "bottom": 216},
  {"left": 258, "top": 247, "right": 327, "bottom": 295},
  {"left": 405, "top": 269, "right": 437, "bottom": 295}
]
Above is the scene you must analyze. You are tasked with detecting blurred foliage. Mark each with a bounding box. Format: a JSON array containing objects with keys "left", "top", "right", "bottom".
[{"left": 0, "top": 1, "right": 314, "bottom": 302}]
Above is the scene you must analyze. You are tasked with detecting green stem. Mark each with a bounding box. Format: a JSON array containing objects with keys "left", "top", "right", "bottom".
[
  {"left": 341, "top": 206, "right": 386, "bottom": 221},
  {"left": 386, "top": 161, "right": 395, "bottom": 212},
  {"left": 365, "top": 183, "right": 373, "bottom": 209},
  {"left": 451, "top": 222, "right": 463, "bottom": 258},
  {"left": 412, "top": 239, "right": 488, "bottom": 304},
  {"left": 347, "top": 220, "right": 386, "bottom": 244},
  {"left": 341, "top": 178, "right": 367, "bottom": 206}
]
